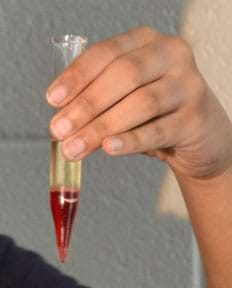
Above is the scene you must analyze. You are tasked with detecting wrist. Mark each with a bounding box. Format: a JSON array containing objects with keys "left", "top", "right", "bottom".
[{"left": 174, "top": 164, "right": 232, "bottom": 196}]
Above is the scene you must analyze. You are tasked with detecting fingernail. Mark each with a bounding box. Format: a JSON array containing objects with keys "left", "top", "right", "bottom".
[
  {"left": 63, "top": 138, "right": 86, "bottom": 160},
  {"left": 51, "top": 117, "right": 73, "bottom": 139},
  {"left": 47, "top": 86, "right": 67, "bottom": 105},
  {"left": 109, "top": 138, "right": 123, "bottom": 151}
]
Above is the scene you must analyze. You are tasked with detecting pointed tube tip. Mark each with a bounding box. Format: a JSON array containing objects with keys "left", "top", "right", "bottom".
[{"left": 58, "top": 245, "right": 69, "bottom": 263}]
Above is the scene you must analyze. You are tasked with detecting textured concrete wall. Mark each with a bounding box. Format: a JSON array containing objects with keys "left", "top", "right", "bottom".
[{"left": 0, "top": 0, "right": 223, "bottom": 287}]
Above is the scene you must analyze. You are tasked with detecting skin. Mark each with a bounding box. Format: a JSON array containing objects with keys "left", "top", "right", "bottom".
[{"left": 46, "top": 27, "right": 232, "bottom": 287}]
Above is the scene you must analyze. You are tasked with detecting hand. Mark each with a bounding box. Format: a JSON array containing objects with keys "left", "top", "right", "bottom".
[{"left": 46, "top": 27, "right": 232, "bottom": 180}]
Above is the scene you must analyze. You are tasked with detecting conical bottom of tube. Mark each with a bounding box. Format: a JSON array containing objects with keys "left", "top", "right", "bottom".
[
  {"left": 58, "top": 245, "right": 68, "bottom": 263},
  {"left": 50, "top": 188, "right": 79, "bottom": 263}
]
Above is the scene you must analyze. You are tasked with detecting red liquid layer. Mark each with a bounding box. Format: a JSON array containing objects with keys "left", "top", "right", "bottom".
[{"left": 50, "top": 188, "right": 79, "bottom": 263}]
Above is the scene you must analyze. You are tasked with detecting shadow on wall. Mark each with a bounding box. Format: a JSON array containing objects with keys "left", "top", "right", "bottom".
[{"left": 0, "top": 235, "right": 90, "bottom": 288}]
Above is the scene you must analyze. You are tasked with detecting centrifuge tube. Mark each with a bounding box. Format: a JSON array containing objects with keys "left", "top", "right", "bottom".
[{"left": 49, "top": 35, "right": 87, "bottom": 263}]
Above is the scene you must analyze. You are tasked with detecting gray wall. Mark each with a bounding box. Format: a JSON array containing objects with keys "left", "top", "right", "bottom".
[{"left": 0, "top": 1, "right": 194, "bottom": 287}]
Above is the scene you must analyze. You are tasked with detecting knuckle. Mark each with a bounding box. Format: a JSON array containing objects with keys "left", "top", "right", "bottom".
[
  {"left": 93, "top": 120, "right": 109, "bottom": 137},
  {"left": 78, "top": 95, "right": 97, "bottom": 118},
  {"left": 153, "top": 122, "right": 166, "bottom": 145},
  {"left": 142, "top": 87, "right": 161, "bottom": 116},
  {"left": 134, "top": 26, "right": 160, "bottom": 45},
  {"left": 120, "top": 54, "right": 141, "bottom": 86},
  {"left": 128, "top": 26, "right": 160, "bottom": 46},
  {"left": 168, "top": 36, "right": 193, "bottom": 60},
  {"left": 137, "top": 26, "right": 158, "bottom": 39},
  {"left": 94, "top": 38, "right": 121, "bottom": 59}
]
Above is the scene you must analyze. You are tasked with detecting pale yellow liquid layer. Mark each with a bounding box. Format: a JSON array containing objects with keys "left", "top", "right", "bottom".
[{"left": 50, "top": 141, "right": 82, "bottom": 191}]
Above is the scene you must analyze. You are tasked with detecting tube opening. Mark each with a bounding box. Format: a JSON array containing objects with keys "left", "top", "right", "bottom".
[{"left": 52, "top": 34, "right": 87, "bottom": 46}]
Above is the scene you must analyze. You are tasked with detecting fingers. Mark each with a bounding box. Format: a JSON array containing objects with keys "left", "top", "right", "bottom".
[
  {"left": 45, "top": 27, "right": 201, "bottom": 163},
  {"left": 46, "top": 27, "right": 159, "bottom": 107},
  {"left": 87, "top": 77, "right": 183, "bottom": 134},
  {"left": 102, "top": 114, "right": 182, "bottom": 156},
  {"left": 61, "top": 114, "right": 181, "bottom": 161},
  {"left": 60, "top": 78, "right": 184, "bottom": 161},
  {"left": 50, "top": 42, "right": 172, "bottom": 141}
]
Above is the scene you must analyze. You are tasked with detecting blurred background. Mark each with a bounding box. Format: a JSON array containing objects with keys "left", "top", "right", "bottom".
[{"left": 0, "top": 0, "right": 231, "bottom": 287}]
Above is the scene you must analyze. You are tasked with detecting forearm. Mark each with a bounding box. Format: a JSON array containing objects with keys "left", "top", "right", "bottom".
[{"left": 175, "top": 168, "right": 232, "bottom": 288}]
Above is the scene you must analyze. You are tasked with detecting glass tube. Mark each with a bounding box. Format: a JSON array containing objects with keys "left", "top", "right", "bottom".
[{"left": 50, "top": 35, "right": 87, "bottom": 263}]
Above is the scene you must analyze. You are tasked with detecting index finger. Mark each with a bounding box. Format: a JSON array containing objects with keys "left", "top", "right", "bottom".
[{"left": 46, "top": 27, "right": 159, "bottom": 107}]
